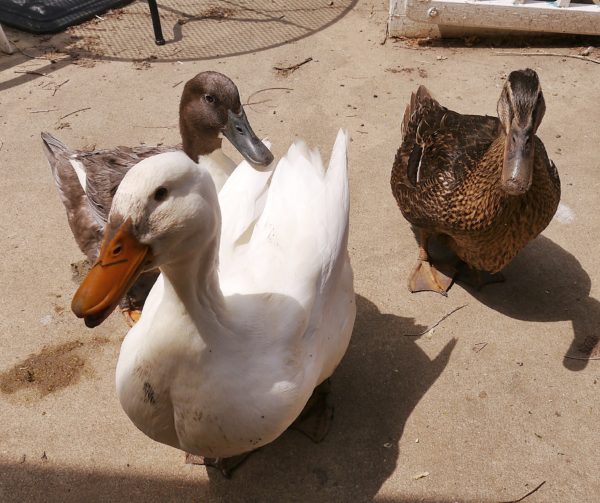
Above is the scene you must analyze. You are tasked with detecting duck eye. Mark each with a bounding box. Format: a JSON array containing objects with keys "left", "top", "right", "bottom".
[
  {"left": 204, "top": 94, "right": 215, "bottom": 104},
  {"left": 154, "top": 186, "right": 168, "bottom": 202}
]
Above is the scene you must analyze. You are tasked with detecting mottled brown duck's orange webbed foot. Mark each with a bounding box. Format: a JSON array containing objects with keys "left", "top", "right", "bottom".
[
  {"left": 408, "top": 230, "right": 455, "bottom": 295},
  {"left": 457, "top": 264, "right": 505, "bottom": 290},
  {"left": 185, "top": 451, "right": 253, "bottom": 479},
  {"left": 121, "top": 308, "right": 142, "bottom": 327},
  {"left": 291, "top": 378, "right": 333, "bottom": 443},
  {"left": 409, "top": 260, "right": 454, "bottom": 296}
]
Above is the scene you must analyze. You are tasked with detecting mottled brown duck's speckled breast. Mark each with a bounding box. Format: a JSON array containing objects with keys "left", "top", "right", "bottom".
[{"left": 395, "top": 137, "right": 560, "bottom": 273}]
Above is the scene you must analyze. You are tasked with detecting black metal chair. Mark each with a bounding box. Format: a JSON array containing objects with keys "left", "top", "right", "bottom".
[{"left": 147, "top": 0, "right": 165, "bottom": 45}]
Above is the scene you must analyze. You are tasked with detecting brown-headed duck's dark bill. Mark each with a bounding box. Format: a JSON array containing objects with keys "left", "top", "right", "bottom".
[
  {"left": 501, "top": 125, "right": 534, "bottom": 196},
  {"left": 72, "top": 219, "right": 151, "bottom": 328},
  {"left": 223, "top": 107, "right": 274, "bottom": 166}
]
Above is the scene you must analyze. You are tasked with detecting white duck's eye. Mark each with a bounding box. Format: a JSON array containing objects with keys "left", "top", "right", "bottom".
[
  {"left": 154, "top": 186, "right": 168, "bottom": 202},
  {"left": 204, "top": 95, "right": 215, "bottom": 104}
]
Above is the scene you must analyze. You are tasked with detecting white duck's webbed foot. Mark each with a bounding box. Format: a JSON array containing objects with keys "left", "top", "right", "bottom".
[
  {"left": 185, "top": 452, "right": 254, "bottom": 479},
  {"left": 291, "top": 378, "right": 334, "bottom": 443}
]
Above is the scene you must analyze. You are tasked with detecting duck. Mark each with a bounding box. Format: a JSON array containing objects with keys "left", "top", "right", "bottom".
[
  {"left": 43, "top": 71, "right": 273, "bottom": 323},
  {"left": 70, "top": 130, "right": 356, "bottom": 477},
  {"left": 391, "top": 68, "right": 560, "bottom": 295}
]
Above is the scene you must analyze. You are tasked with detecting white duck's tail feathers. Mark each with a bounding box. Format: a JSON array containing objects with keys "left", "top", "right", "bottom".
[
  {"left": 247, "top": 130, "right": 350, "bottom": 293},
  {"left": 325, "top": 129, "right": 350, "bottom": 212},
  {"left": 219, "top": 140, "right": 275, "bottom": 252}
]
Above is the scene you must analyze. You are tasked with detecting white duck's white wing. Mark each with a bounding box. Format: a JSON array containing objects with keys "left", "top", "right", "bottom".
[
  {"left": 223, "top": 130, "right": 350, "bottom": 304},
  {"left": 218, "top": 141, "right": 274, "bottom": 274}
]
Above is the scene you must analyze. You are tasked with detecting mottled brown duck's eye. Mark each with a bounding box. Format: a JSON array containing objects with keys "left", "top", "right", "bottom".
[
  {"left": 154, "top": 186, "right": 168, "bottom": 202},
  {"left": 204, "top": 94, "right": 215, "bottom": 104}
]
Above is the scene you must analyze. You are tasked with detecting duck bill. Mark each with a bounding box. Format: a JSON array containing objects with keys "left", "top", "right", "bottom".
[
  {"left": 502, "top": 127, "right": 534, "bottom": 196},
  {"left": 71, "top": 219, "right": 151, "bottom": 328},
  {"left": 223, "top": 107, "right": 274, "bottom": 166}
]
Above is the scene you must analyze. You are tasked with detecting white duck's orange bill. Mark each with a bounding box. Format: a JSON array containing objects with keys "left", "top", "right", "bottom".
[{"left": 72, "top": 219, "right": 151, "bottom": 328}]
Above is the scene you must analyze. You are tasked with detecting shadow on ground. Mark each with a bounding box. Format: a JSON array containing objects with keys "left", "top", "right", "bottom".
[
  {"left": 464, "top": 235, "right": 600, "bottom": 372},
  {"left": 0, "top": 0, "right": 357, "bottom": 91},
  {"left": 0, "top": 462, "right": 478, "bottom": 503},
  {"left": 0, "top": 294, "right": 459, "bottom": 502},
  {"left": 203, "top": 294, "right": 457, "bottom": 501}
]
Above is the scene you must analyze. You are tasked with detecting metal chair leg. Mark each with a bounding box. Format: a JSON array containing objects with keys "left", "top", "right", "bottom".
[{"left": 147, "top": 0, "right": 165, "bottom": 45}]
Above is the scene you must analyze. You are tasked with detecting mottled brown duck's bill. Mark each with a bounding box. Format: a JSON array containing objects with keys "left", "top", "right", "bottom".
[
  {"left": 72, "top": 219, "right": 151, "bottom": 328},
  {"left": 502, "top": 126, "right": 534, "bottom": 196}
]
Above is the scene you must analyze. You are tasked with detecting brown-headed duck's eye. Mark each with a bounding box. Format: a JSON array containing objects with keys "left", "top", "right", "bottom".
[
  {"left": 204, "top": 95, "right": 215, "bottom": 104},
  {"left": 154, "top": 186, "right": 168, "bottom": 202}
]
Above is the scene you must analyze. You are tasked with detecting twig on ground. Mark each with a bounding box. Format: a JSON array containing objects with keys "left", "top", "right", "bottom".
[
  {"left": 245, "top": 99, "right": 273, "bottom": 107},
  {"left": 274, "top": 57, "right": 313, "bottom": 75},
  {"left": 13, "top": 45, "right": 38, "bottom": 59},
  {"left": 59, "top": 107, "right": 91, "bottom": 120},
  {"left": 30, "top": 108, "right": 58, "bottom": 113},
  {"left": 172, "top": 80, "right": 183, "bottom": 88},
  {"left": 403, "top": 305, "right": 466, "bottom": 337},
  {"left": 380, "top": 23, "right": 389, "bottom": 45},
  {"left": 500, "top": 481, "right": 546, "bottom": 503},
  {"left": 14, "top": 70, "right": 49, "bottom": 76},
  {"left": 0, "top": 140, "right": 3, "bottom": 152},
  {"left": 493, "top": 51, "right": 600, "bottom": 64},
  {"left": 135, "top": 125, "right": 176, "bottom": 129},
  {"left": 52, "top": 79, "right": 69, "bottom": 96},
  {"left": 245, "top": 87, "right": 294, "bottom": 106},
  {"left": 473, "top": 342, "right": 488, "bottom": 353},
  {"left": 244, "top": 87, "right": 293, "bottom": 111}
]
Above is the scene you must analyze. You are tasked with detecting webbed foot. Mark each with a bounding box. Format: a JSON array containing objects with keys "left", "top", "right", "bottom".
[
  {"left": 185, "top": 451, "right": 253, "bottom": 479},
  {"left": 292, "top": 379, "right": 333, "bottom": 443},
  {"left": 121, "top": 308, "right": 142, "bottom": 327},
  {"left": 408, "top": 260, "right": 455, "bottom": 296},
  {"left": 457, "top": 265, "right": 505, "bottom": 290}
]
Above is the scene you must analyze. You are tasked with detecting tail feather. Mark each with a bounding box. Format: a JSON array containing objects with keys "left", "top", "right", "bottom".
[{"left": 42, "top": 132, "right": 102, "bottom": 262}]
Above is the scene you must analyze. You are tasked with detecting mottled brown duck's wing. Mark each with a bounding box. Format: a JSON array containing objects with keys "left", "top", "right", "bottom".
[
  {"left": 392, "top": 86, "right": 446, "bottom": 188},
  {"left": 42, "top": 132, "right": 104, "bottom": 262},
  {"left": 81, "top": 144, "right": 180, "bottom": 224},
  {"left": 419, "top": 111, "right": 502, "bottom": 182},
  {"left": 392, "top": 86, "right": 501, "bottom": 188}
]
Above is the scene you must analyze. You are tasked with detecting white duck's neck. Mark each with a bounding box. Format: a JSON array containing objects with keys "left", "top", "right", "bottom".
[
  {"left": 198, "top": 149, "right": 236, "bottom": 192},
  {"left": 160, "top": 234, "right": 226, "bottom": 326}
]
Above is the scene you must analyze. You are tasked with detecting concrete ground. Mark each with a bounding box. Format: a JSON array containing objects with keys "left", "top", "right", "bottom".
[{"left": 1, "top": 1, "right": 599, "bottom": 501}]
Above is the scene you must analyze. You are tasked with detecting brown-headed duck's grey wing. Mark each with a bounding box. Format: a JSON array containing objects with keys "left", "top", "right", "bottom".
[
  {"left": 82, "top": 144, "right": 180, "bottom": 224},
  {"left": 42, "top": 132, "right": 104, "bottom": 262},
  {"left": 43, "top": 133, "right": 180, "bottom": 261}
]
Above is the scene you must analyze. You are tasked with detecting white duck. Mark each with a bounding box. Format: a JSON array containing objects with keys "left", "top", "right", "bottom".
[
  {"left": 71, "top": 130, "right": 356, "bottom": 476},
  {"left": 43, "top": 71, "right": 273, "bottom": 324}
]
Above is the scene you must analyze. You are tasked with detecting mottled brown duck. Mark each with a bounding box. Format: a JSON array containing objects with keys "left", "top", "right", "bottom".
[
  {"left": 391, "top": 69, "right": 560, "bottom": 295},
  {"left": 43, "top": 71, "right": 273, "bottom": 324}
]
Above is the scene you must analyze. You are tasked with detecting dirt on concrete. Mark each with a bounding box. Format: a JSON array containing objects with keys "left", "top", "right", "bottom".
[{"left": 0, "top": 337, "right": 109, "bottom": 399}]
